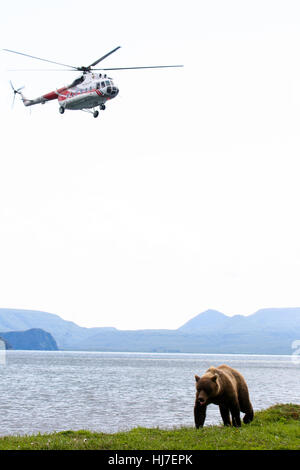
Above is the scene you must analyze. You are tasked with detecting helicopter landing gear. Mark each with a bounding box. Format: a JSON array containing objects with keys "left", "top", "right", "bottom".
[
  {"left": 100, "top": 104, "right": 106, "bottom": 111},
  {"left": 81, "top": 107, "right": 103, "bottom": 118},
  {"left": 59, "top": 106, "right": 65, "bottom": 114}
]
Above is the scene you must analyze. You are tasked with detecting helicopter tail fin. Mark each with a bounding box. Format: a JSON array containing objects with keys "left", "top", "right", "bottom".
[{"left": 20, "top": 95, "right": 33, "bottom": 107}]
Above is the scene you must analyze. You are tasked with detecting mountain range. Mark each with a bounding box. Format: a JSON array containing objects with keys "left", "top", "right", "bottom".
[{"left": 0, "top": 307, "right": 299, "bottom": 354}]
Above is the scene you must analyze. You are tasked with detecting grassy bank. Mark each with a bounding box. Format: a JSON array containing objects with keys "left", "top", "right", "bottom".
[{"left": 0, "top": 404, "right": 299, "bottom": 450}]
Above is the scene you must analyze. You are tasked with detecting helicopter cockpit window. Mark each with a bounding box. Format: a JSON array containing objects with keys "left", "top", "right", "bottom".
[
  {"left": 101, "top": 81, "right": 105, "bottom": 87},
  {"left": 96, "top": 83, "right": 100, "bottom": 89},
  {"left": 105, "top": 80, "right": 110, "bottom": 86}
]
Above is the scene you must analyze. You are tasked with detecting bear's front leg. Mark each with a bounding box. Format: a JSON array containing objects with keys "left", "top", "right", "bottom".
[
  {"left": 194, "top": 401, "right": 207, "bottom": 428},
  {"left": 219, "top": 404, "right": 231, "bottom": 426}
]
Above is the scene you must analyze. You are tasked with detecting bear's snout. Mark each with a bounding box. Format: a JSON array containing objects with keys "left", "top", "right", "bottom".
[{"left": 199, "top": 397, "right": 206, "bottom": 405}]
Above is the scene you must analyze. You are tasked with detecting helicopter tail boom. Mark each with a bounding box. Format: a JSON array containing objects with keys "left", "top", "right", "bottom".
[
  {"left": 23, "top": 87, "right": 69, "bottom": 106},
  {"left": 11, "top": 84, "right": 69, "bottom": 107}
]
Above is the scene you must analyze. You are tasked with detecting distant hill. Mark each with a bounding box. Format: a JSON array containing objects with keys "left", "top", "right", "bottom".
[
  {"left": 178, "top": 309, "right": 229, "bottom": 332},
  {"left": 178, "top": 307, "right": 300, "bottom": 334},
  {"left": 0, "top": 335, "right": 12, "bottom": 350},
  {"left": 0, "top": 309, "right": 116, "bottom": 350},
  {"left": 0, "top": 307, "right": 299, "bottom": 354},
  {"left": 0, "top": 328, "right": 58, "bottom": 350}
]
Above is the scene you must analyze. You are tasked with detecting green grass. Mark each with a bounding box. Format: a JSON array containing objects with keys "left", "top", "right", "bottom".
[{"left": 0, "top": 404, "right": 299, "bottom": 450}]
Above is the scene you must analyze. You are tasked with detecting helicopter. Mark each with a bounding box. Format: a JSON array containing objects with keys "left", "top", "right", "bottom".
[{"left": 4, "top": 47, "right": 183, "bottom": 118}]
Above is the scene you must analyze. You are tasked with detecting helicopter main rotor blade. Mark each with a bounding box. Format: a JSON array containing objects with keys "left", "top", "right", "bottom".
[
  {"left": 4, "top": 48, "right": 183, "bottom": 74},
  {"left": 8, "top": 69, "right": 79, "bottom": 72},
  {"left": 93, "top": 64, "right": 184, "bottom": 71},
  {"left": 87, "top": 46, "right": 121, "bottom": 68},
  {"left": 3, "top": 49, "right": 78, "bottom": 70}
]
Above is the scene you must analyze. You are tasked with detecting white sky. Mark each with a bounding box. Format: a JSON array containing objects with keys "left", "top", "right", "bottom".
[{"left": 1, "top": 0, "right": 300, "bottom": 329}]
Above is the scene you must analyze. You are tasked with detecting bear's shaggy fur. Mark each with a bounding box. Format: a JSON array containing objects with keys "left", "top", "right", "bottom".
[{"left": 194, "top": 364, "right": 254, "bottom": 428}]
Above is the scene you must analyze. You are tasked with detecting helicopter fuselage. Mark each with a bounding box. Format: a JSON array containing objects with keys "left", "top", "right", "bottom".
[
  {"left": 59, "top": 72, "right": 119, "bottom": 111},
  {"left": 21, "top": 72, "right": 119, "bottom": 114}
]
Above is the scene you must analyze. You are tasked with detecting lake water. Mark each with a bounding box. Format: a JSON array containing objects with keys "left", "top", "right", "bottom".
[{"left": 0, "top": 351, "right": 299, "bottom": 436}]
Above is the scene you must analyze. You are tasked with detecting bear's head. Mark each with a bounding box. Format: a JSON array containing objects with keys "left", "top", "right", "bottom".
[{"left": 195, "top": 373, "right": 218, "bottom": 406}]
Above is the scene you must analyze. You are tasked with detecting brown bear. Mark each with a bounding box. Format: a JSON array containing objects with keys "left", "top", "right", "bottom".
[{"left": 194, "top": 364, "right": 254, "bottom": 428}]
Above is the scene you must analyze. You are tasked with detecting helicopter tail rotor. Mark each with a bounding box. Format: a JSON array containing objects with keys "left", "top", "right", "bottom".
[{"left": 10, "top": 80, "right": 25, "bottom": 108}]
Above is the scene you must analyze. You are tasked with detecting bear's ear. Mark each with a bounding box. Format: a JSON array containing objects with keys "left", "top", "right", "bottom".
[
  {"left": 211, "top": 374, "right": 218, "bottom": 382},
  {"left": 195, "top": 374, "right": 201, "bottom": 382}
]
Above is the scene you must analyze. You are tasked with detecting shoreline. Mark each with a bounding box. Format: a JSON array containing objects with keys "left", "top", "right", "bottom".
[
  {"left": 3, "top": 349, "right": 298, "bottom": 357},
  {"left": 0, "top": 405, "right": 299, "bottom": 450}
]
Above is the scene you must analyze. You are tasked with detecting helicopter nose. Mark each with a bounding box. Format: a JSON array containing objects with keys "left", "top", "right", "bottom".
[{"left": 104, "top": 85, "right": 119, "bottom": 98}]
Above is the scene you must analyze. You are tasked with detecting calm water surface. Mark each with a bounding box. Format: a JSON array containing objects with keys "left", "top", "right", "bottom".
[{"left": 0, "top": 351, "right": 299, "bottom": 436}]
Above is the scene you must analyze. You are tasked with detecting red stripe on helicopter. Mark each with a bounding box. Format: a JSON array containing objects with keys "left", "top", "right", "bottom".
[
  {"left": 55, "top": 89, "right": 103, "bottom": 102},
  {"left": 43, "top": 87, "right": 68, "bottom": 101}
]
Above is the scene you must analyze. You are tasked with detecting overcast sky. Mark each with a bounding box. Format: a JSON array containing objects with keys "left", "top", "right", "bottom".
[{"left": 1, "top": 1, "right": 300, "bottom": 329}]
